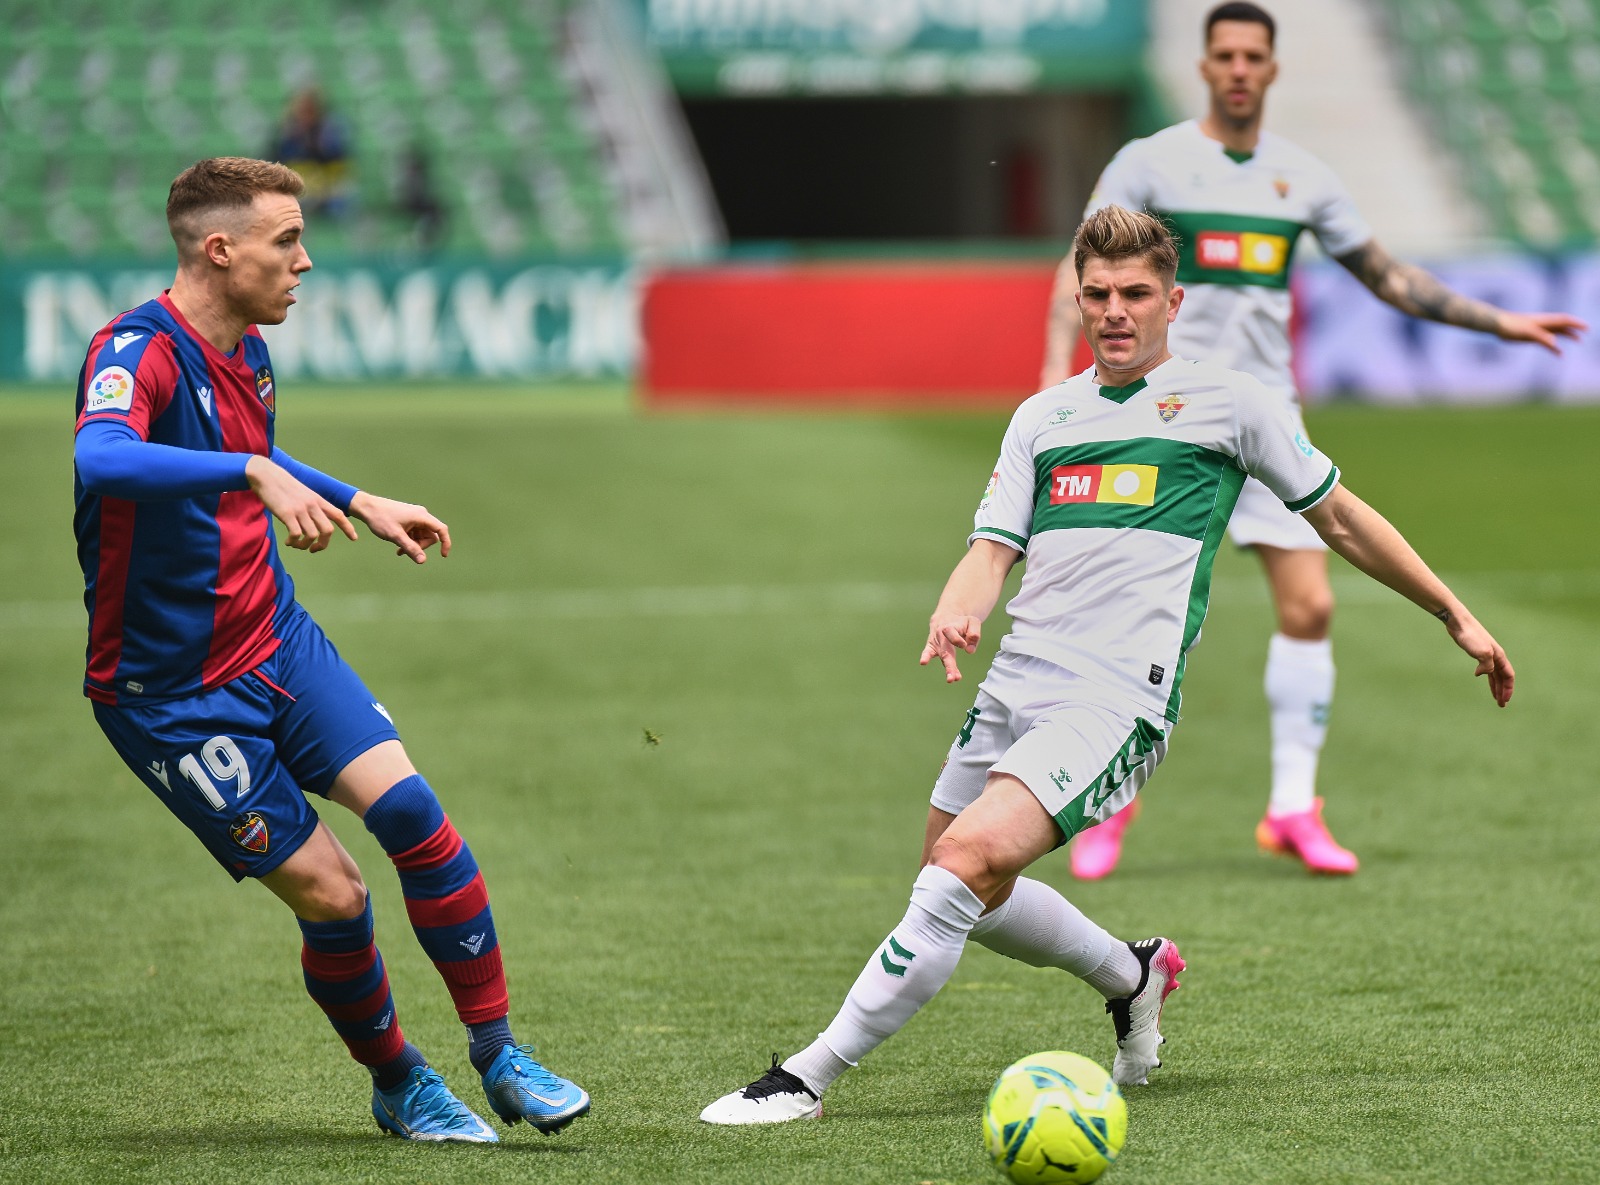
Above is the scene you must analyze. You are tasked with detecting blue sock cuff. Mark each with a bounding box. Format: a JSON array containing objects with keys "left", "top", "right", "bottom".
[
  {"left": 467, "top": 1016, "right": 516, "bottom": 1073},
  {"left": 364, "top": 774, "right": 445, "bottom": 855},
  {"left": 298, "top": 896, "right": 374, "bottom": 953}
]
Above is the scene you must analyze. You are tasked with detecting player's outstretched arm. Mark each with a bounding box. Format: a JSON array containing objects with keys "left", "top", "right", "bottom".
[
  {"left": 1335, "top": 241, "right": 1587, "bottom": 354},
  {"left": 1302, "top": 484, "right": 1513, "bottom": 706},
  {"left": 920, "top": 539, "right": 1021, "bottom": 684},
  {"left": 244, "top": 454, "right": 358, "bottom": 553},
  {"left": 1040, "top": 251, "right": 1083, "bottom": 389},
  {"left": 347, "top": 491, "right": 452, "bottom": 564}
]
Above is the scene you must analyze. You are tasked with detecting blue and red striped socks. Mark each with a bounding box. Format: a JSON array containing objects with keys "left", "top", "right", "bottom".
[
  {"left": 298, "top": 896, "right": 427, "bottom": 1089},
  {"left": 364, "top": 775, "right": 515, "bottom": 1071}
]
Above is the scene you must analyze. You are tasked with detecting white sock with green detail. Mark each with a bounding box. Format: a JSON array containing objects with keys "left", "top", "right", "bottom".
[
  {"left": 970, "top": 876, "right": 1139, "bottom": 998},
  {"left": 1264, "top": 633, "right": 1336, "bottom": 816},
  {"left": 787, "top": 865, "right": 984, "bottom": 1093}
]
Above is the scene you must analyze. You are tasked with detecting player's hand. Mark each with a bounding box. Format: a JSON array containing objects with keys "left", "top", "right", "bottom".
[
  {"left": 245, "top": 455, "right": 358, "bottom": 554},
  {"left": 920, "top": 614, "right": 982, "bottom": 684},
  {"left": 1442, "top": 605, "right": 1514, "bottom": 707},
  {"left": 348, "top": 492, "right": 452, "bottom": 564},
  {"left": 1496, "top": 311, "right": 1587, "bottom": 355}
]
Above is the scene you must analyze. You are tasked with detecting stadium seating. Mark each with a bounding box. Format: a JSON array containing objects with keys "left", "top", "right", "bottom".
[
  {"left": 0, "top": 0, "right": 624, "bottom": 258},
  {"left": 1384, "top": 0, "right": 1600, "bottom": 245}
]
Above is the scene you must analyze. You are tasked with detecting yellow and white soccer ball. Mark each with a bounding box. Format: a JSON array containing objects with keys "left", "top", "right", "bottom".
[{"left": 982, "top": 1050, "right": 1127, "bottom": 1184}]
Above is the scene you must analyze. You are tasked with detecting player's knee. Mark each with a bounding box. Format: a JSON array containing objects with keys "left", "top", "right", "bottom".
[
  {"left": 928, "top": 833, "right": 998, "bottom": 900},
  {"left": 285, "top": 869, "right": 369, "bottom": 922},
  {"left": 1281, "top": 587, "right": 1335, "bottom": 639}
]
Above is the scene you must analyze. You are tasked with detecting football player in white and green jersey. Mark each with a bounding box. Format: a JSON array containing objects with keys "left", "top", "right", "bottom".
[
  {"left": 1043, "top": 1, "right": 1582, "bottom": 879},
  {"left": 699, "top": 206, "right": 1512, "bottom": 1126}
]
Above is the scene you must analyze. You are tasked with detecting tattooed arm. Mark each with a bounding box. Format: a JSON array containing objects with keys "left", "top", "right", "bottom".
[
  {"left": 1334, "top": 240, "right": 1586, "bottom": 353},
  {"left": 1040, "top": 250, "right": 1082, "bottom": 389}
]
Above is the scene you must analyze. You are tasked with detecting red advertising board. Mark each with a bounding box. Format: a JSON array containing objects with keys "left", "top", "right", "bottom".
[{"left": 641, "top": 262, "right": 1090, "bottom": 406}]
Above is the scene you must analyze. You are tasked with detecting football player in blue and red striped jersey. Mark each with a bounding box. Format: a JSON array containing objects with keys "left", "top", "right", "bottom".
[{"left": 73, "top": 157, "right": 589, "bottom": 1143}]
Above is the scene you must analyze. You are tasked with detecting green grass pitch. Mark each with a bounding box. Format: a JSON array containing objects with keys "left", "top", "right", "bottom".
[{"left": 2, "top": 387, "right": 1598, "bottom": 1183}]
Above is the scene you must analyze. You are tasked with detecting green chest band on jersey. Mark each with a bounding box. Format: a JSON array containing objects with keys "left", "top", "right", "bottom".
[
  {"left": 1153, "top": 209, "right": 1307, "bottom": 290},
  {"left": 1030, "top": 437, "right": 1246, "bottom": 541}
]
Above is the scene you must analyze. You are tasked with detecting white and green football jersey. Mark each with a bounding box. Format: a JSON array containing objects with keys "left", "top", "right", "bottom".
[
  {"left": 1085, "top": 120, "right": 1372, "bottom": 397},
  {"left": 971, "top": 356, "right": 1339, "bottom": 723}
]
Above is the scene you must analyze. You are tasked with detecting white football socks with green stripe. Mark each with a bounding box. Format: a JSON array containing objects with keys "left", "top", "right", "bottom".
[
  {"left": 785, "top": 865, "right": 984, "bottom": 1096},
  {"left": 971, "top": 876, "right": 1138, "bottom": 998},
  {"left": 1265, "top": 633, "right": 1335, "bottom": 816}
]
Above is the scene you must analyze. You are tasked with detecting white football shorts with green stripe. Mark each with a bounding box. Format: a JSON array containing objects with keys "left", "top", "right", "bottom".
[
  {"left": 1227, "top": 401, "right": 1327, "bottom": 550},
  {"left": 931, "top": 651, "right": 1168, "bottom": 841},
  {"left": 1228, "top": 474, "right": 1326, "bottom": 550}
]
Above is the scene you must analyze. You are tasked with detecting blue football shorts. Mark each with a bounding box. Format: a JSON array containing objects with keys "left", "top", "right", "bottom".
[{"left": 93, "top": 603, "right": 401, "bottom": 881}]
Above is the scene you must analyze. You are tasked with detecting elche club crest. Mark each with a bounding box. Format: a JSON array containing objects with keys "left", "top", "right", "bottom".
[{"left": 1155, "top": 392, "right": 1188, "bottom": 423}]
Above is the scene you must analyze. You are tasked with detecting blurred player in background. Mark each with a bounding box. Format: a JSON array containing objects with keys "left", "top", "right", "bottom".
[
  {"left": 700, "top": 206, "right": 1513, "bottom": 1125},
  {"left": 269, "top": 88, "right": 353, "bottom": 220},
  {"left": 1041, "top": 1, "right": 1583, "bottom": 879},
  {"left": 72, "top": 157, "right": 587, "bottom": 1143}
]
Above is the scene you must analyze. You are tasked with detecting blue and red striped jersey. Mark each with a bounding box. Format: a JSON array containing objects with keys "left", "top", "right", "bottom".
[{"left": 73, "top": 292, "right": 295, "bottom": 706}]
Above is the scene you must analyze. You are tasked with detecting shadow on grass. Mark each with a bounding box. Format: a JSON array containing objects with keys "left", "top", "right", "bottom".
[
  {"left": 832, "top": 1086, "right": 989, "bottom": 1124},
  {"left": 1092, "top": 852, "right": 1368, "bottom": 882},
  {"left": 1127, "top": 1071, "right": 1225, "bottom": 1101},
  {"left": 96, "top": 1122, "right": 588, "bottom": 1157}
]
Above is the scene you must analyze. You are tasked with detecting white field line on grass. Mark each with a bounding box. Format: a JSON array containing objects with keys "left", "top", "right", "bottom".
[{"left": 3, "top": 571, "right": 1598, "bottom": 631}]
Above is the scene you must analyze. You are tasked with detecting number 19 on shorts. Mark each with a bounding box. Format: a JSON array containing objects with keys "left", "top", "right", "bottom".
[{"left": 174, "top": 736, "right": 252, "bottom": 810}]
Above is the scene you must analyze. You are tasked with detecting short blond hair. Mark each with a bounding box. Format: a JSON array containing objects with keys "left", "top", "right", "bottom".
[
  {"left": 1073, "top": 206, "right": 1180, "bottom": 285},
  {"left": 167, "top": 157, "right": 305, "bottom": 258}
]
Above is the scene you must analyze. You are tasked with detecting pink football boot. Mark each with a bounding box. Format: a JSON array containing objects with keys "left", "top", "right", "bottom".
[
  {"left": 1070, "top": 800, "right": 1140, "bottom": 880},
  {"left": 1255, "top": 797, "right": 1359, "bottom": 874}
]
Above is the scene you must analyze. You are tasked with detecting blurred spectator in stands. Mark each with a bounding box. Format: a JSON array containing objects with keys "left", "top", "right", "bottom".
[
  {"left": 269, "top": 88, "right": 352, "bottom": 219},
  {"left": 396, "top": 143, "right": 446, "bottom": 252}
]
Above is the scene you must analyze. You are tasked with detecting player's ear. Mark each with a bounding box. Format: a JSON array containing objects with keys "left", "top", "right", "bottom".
[
  {"left": 203, "top": 231, "right": 233, "bottom": 269},
  {"left": 1167, "top": 283, "right": 1184, "bottom": 322}
]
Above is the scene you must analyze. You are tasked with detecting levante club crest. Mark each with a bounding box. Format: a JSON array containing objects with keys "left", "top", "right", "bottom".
[
  {"left": 1156, "top": 392, "right": 1188, "bottom": 423},
  {"left": 230, "top": 811, "right": 269, "bottom": 854},
  {"left": 255, "top": 365, "right": 275, "bottom": 413}
]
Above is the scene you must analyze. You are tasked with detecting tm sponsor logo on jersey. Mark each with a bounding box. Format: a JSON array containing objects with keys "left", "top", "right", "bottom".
[
  {"left": 1196, "top": 230, "right": 1288, "bottom": 275},
  {"left": 85, "top": 365, "right": 135, "bottom": 413},
  {"left": 1049, "top": 464, "right": 1158, "bottom": 506},
  {"left": 196, "top": 385, "right": 213, "bottom": 416},
  {"left": 112, "top": 331, "right": 145, "bottom": 353}
]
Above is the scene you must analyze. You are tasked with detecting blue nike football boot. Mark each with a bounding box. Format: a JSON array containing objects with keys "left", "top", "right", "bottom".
[
  {"left": 372, "top": 1067, "right": 500, "bottom": 1142},
  {"left": 480, "top": 1044, "right": 591, "bottom": 1133}
]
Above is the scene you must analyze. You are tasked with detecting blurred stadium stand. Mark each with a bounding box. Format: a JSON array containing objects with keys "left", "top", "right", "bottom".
[
  {"left": 1381, "top": 0, "right": 1600, "bottom": 248},
  {"left": 0, "top": 0, "right": 722, "bottom": 259},
  {"left": 7, "top": 0, "right": 1600, "bottom": 398}
]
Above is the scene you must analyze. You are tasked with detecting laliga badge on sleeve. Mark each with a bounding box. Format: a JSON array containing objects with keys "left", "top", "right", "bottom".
[
  {"left": 85, "top": 366, "right": 135, "bottom": 413},
  {"left": 979, "top": 470, "right": 999, "bottom": 510}
]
